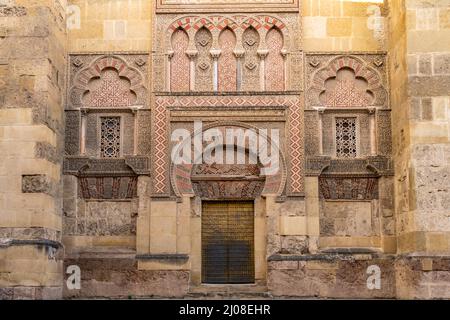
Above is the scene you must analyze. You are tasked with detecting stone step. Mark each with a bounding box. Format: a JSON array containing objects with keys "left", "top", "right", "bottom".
[
  {"left": 185, "top": 291, "right": 273, "bottom": 300},
  {"left": 187, "top": 284, "right": 271, "bottom": 299},
  {"left": 189, "top": 284, "right": 268, "bottom": 294}
]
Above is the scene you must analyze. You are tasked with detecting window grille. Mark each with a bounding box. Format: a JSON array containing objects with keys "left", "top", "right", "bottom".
[
  {"left": 100, "top": 117, "right": 121, "bottom": 158},
  {"left": 336, "top": 117, "right": 357, "bottom": 158}
]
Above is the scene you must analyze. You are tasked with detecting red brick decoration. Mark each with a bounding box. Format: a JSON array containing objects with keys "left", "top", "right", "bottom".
[
  {"left": 168, "top": 15, "right": 287, "bottom": 40},
  {"left": 265, "top": 28, "right": 285, "bottom": 92},
  {"left": 69, "top": 56, "right": 146, "bottom": 108},
  {"left": 218, "top": 28, "right": 237, "bottom": 92},
  {"left": 171, "top": 29, "right": 190, "bottom": 92},
  {"left": 84, "top": 69, "right": 136, "bottom": 107},
  {"left": 153, "top": 95, "right": 304, "bottom": 196},
  {"left": 170, "top": 122, "right": 287, "bottom": 198},
  {"left": 153, "top": 98, "right": 170, "bottom": 194},
  {"left": 308, "top": 56, "right": 387, "bottom": 108}
]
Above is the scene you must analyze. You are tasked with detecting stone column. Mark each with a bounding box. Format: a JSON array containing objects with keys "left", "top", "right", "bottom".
[
  {"left": 166, "top": 51, "right": 174, "bottom": 91},
  {"left": 281, "top": 49, "right": 288, "bottom": 91},
  {"left": 369, "top": 108, "right": 377, "bottom": 156},
  {"left": 210, "top": 50, "right": 221, "bottom": 92},
  {"left": 80, "top": 109, "right": 87, "bottom": 155},
  {"left": 234, "top": 50, "right": 245, "bottom": 91},
  {"left": 317, "top": 107, "right": 326, "bottom": 156},
  {"left": 186, "top": 50, "right": 198, "bottom": 91},
  {"left": 258, "top": 49, "right": 269, "bottom": 91}
]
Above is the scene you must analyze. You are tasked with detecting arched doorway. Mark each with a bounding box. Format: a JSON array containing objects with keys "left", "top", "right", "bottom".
[{"left": 170, "top": 122, "right": 287, "bottom": 285}]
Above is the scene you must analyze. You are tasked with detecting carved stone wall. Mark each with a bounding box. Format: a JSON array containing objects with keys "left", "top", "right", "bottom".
[
  {"left": 304, "top": 54, "right": 392, "bottom": 176},
  {"left": 63, "top": 54, "right": 149, "bottom": 246},
  {"left": 68, "top": 54, "right": 149, "bottom": 110},
  {"left": 218, "top": 29, "right": 237, "bottom": 91},
  {"left": 242, "top": 27, "right": 261, "bottom": 91},
  {"left": 195, "top": 27, "right": 214, "bottom": 91},
  {"left": 64, "top": 200, "right": 138, "bottom": 237},
  {"left": 171, "top": 29, "right": 190, "bottom": 92},
  {"left": 265, "top": 28, "right": 285, "bottom": 91},
  {"left": 306, "top": 54, "right": 388, "bottom": 109},
  {"left": 153, "top": 94, "right": 304, "bottom": 196},
  {"left": 154, "top": 13, "right": 302, "bottom": 93},
  {"left": 304, "top": 53, "right": 393, "bottom": 250}
]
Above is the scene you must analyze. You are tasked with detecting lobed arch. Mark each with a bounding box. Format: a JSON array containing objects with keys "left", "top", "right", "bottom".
[
  {"left": 308, "top": 55, "right": 387, "bottom": 108},
  {"left": 69, "top": 55, "right": 147, "bottom": 108},
  {"left": 165, "top": 14, "right": 292, "bottom": 52},
  {"left": 170, "top": 121, "right": 288, "bottom": 199}
]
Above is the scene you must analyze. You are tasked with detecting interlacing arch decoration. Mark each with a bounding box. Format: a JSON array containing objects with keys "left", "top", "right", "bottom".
[
  {"left": 167, "top": 15, "right": 288, "bottom": 37},
  {"left": 69, "top": 56, "right": 147, "bottom": 108},
  {"left": 307, "top": 55, "right": 387, "bottom": 108},
  {"left": 165, "top": 14, "right": 291, "bottom": 92}
]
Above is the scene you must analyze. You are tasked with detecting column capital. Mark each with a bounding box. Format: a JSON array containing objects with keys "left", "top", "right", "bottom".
[
  {"left": 314, "top": 107, "right": 327, "bottom": 114},
  {"left": 234, "top": 50, "right": 245, "bottom": 59},
  {"left": 210, "top": 49, "right": 222, "bottom": 60},
  {"left": 185, "top": 50, "right": 198, "bottom": 59},
  {"left": 257, "top": 49, "right": 269, "bottom": 59}
]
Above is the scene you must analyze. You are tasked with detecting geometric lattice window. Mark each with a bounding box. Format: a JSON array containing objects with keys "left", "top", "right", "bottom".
[
  {"left": 336, "top": 117, "right": 357, "bottom": 158},
  {"left": 100, "top": 117, "right": 121, "bottom": 158}
]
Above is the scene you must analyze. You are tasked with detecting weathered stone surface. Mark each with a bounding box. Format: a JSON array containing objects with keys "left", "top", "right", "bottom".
[
  {"left": 409, "top": 76, "right": 450, "bottom": 96},
  {"left": 418, "top": 54, "right": 432, "bottom": 75},
  {"left": 67, "top": 201, "right": 138, "bottom": 237},
  {"left": 63, "top": 258, "right": 189, "bottom": 299},
  {"left": 280, "top": 236, "right": 309, "bottom": 255},
  {"left": 396, "top": 257, "right": 450, "bottom": 299},
  {"left": 22, "top": 175, "right": 52, "bottom": 194},
  {"left": 0, "top": 0, "right": 66, "bottom": 298},
  {"left": 434, "top": 54, "right": 450, "bottom": 75},
  {"left": 0, "top": 5, "right": 26, "bottom": 17},
  {"left": 35, "top": 142, "right": 60, "bottom": 164},
  {"left": 269, "top": 257, "right": 395, "bottom": 299},
  {"left": 0, "top": 288, "right": 13, "bottom": 300}
]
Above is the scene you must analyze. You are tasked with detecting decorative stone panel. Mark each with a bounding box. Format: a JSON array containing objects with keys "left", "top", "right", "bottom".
[
  {"left": 22, "top": 175, "right": 53, "bottom": 195},
  {"left": 154, "top": 13, "right": 302, "bottom": 93},
  {"left": 64, "top": 201, "right": 138, "bottom": 237},
  {"left": 153, "top": 94, "right": 304, "bottom": 197},
  {"left": 78, "top": 177, "right": 138, "bottom": 200},
  {"left": 319, "top": 177, "right": 379, "bottom": 200},
  {"left": 306, "top": 54, "right": 388, "bottom": 109},
  {"left": 68, "top": 54, "right": 149, "bottom": 110}
]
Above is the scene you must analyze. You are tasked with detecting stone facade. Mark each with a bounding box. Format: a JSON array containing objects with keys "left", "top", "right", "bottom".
[
  {"left": 0, "top": 0, "right": 66, "bottom": 300},
  {"left": 1, "top": 0, "right": 450, "bottom": 300}
]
